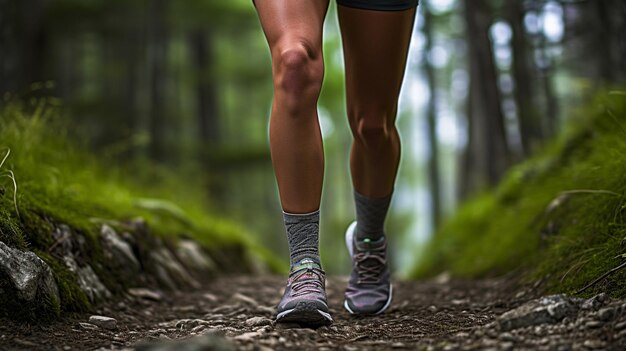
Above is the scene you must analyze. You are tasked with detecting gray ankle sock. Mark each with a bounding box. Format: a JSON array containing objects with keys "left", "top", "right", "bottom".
[
  {"left": 354, "top": 190, "right": 393, "bottom": 240},
  {"left": 283, "top": 210, "right": 321, "bottom": 266}
]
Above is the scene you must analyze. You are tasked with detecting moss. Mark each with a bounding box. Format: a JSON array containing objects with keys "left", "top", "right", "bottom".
[
  {"left": 0, "top": 208, "right": 26, "bottom": 250},
  {"left": 36, "top": 251, "right": 91, "bottom": 313},
  {"left": 412, "top": 91, "right": 626, "bottom": 297},
  {"left": 0, "top": 98, "right": 281, "bottom": 318}
]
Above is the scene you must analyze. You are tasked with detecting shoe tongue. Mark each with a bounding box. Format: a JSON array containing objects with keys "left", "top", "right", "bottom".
[
  {"left": 291, "top": 258, "right": 321, "bottom": 274},
  {"left": 355, "top": 236, "right": 385, "bottom": 252}
]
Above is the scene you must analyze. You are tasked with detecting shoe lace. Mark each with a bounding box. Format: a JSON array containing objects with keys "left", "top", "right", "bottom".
[
  {"left": 354, "top": 250, "right": 386, "bottom": 284},
  {"left": 290, "top": 268, "right": 325, "bottom": 297}
]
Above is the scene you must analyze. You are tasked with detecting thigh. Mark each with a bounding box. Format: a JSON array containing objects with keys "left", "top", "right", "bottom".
[
  {"left": 254, "top": 0, "right": 329, "bottom": 59},
  {"left": 337, "top": 5, "right": 417, "bottom": 114}
]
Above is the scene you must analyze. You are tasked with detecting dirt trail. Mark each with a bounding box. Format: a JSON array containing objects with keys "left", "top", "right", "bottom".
[{"left": 1, "top": 275, "right": 625, "bottom": 350}]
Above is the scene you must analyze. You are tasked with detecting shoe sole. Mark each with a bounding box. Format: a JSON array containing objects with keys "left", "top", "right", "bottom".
[
  {"left": 343, "top": 220, "right": 393, "bottom": 315},
  {"left": 276, "top": 301, "right": 333, "bottom": 327}
]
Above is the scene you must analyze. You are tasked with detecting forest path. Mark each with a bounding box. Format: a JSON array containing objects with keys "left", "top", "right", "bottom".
[{"left": 1, "top": 275, "right": 624, "bottom": 350}]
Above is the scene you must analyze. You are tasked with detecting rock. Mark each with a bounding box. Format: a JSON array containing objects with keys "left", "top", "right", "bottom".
[
  {"left": 582, "top": 339, "right": 605, "bottom": 349},
  {"left": 597, "top": 305, "right": 621, "bottom": 321},
  {"left": 244, "top": 316, "right": 271, "bottom": 327},
  {"left": 498, "top": 295, "right": 579, "bottom": 331},
  {"left": 78, "top": 322, "right": 99, "bottom": 331},
  {"left": 64, "top": 257, "right": 111, "bottom": 302},
  {"left": 134, "top": 333, "right": 235, "bottom": 351},
  {"left": 150, "top": 244, "right": 199, "bottom": 290},
  {"left": 581, "top": 293, "right": 610, "bottom": 311},
  {"left": 88, "top": 315, "right": 117, "bottom": 330},
  {"left": 128, "top": 288, "right": 163, "bottom": 301},
  {"left": 232, "top": 293, "right": 257, "bottom": 306},
  {"left": 203, "top": 293, "right": 218, "bottom": 302},
  {"left": 100, "top": 225, "right": 140, "bottom": 279},
  {"left": 0, "top": 241, "right": 60, "bottom": 305},
  {"left": 234, "top": 331, "right": 262, "bottom": 341},
  {"left": 175, "top": 240, "right": 215, "bottom": 275},
  {"left": 585, "top": 320, "right": 602, "bottom": 329}
]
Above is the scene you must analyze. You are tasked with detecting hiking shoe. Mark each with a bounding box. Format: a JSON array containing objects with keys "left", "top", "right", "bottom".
[
  {"left": 344, "top": 221, "right": 393, "bottom": 315},
  {"left": 276, "top": 258, "right": 333, "bottom": 326}
]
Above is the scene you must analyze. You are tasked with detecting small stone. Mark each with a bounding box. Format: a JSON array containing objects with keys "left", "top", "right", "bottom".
[
  {"left": 500, "top": 341, "right": 514, "bottom": 350},
  {"left": 203, "top": 293, "right": 218, "bottom": 302},
  {"left": 234, "top": 331, "right": 261, "bottom": 341},
  {"left": 499, "top": 332, "right": 515, "bottom": 341},
  {"left": 615, "top": 320, "right": 626, "bottom": 330},
  {"left": 245, "top": 316, "right": 271, "bottom": 327},
  {"left": 232, "top": 293, "right": 257, "bottom": 306},
  {"left": 78, "top": 322, "right": 99, "bottom": 330},
  {"left": 585, "top": 320, "right": 602, "bottom": 329},
  {"left": 128, "top": 288, "right": 163, "bottom": 301},
  {"left": 498, "top": 295, "right": 578, "bottom": 331},
  {"left": 274, "top": 322, "right": 301, "bottom": 330},
  {"left": 581, "top": 293, "right": 610, "bottom": 310},
  {"left": 88, "top": 315, "right": 117, "bottom": 330},
  {"left": 598, "top": 307, "right": 616, "bottom": 321},
  {"left": 583, "top": 339, "right": 605, "bottom": 349},
  {"left": 428, "top": 305, "right": 438, "bottom": 312},
  {"left": 391, "top": 342, "right": 405, "bottom": 348}
]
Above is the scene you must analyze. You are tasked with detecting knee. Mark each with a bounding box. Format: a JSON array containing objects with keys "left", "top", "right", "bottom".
[
  {"left": 273, "top": 43, "right": 323, "bottom": 101},
  {"left": 349, "top": 109, "right": 396, "bottom": 148}
]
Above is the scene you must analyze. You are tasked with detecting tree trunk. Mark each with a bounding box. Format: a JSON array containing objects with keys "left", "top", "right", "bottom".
[
  {"left": 507, "top": 0, "right": 541, "bottom": 156},
  {"left": 148, "top": 0, "right": 169, "bottom": 162},
  {"left": 0, "top": 0, "right": 47, "bottom": 97},
  {"left": 422, "top": 1, "right": 442, "bottom": 229},
  {"left": 460, "top": 0, "right": 510, "bottom": 197},
  {"left": 189, "top": 30, "right": 219, "bottom": 145}
]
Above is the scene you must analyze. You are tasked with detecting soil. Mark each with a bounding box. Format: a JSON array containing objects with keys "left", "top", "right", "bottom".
[{"left": 1, "top": 275, "right": 625, "bottom": 350}]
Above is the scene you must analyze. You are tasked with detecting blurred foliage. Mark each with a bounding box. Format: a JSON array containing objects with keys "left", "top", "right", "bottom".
[
  {"left": 412, "top": 91, "right": 626, "bottom": 297},
  {"left": 0, "top": 99, "right": 284, "bottom": 317}
]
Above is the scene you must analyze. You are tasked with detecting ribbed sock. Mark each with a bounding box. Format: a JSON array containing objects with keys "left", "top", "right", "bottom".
[
  {"left": 354, "top": 190, "right": 393, "bottom": 240},
  {"left": 283, "top": 210, "right": 321, "bottom": 266}
]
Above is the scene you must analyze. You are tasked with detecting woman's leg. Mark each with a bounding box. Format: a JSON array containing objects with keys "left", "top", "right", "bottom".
[
  {"left": 338, "top": 4, "right": 417, "bottom": 315},
  {"left": 338, "top": 5, "right": 416, "bottom": 199},
  {"left": 255, "top": 0, "right": 328, "bottom": 214},
  {"left": 254, "top": 0, "right": 332, "bottom": 327}
]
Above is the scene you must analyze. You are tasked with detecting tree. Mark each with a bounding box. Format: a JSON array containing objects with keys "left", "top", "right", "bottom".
[
  {"left": 422, "top": 0, "right": 442, "bottom": 228},
  {"left": 460, "top": 0, "right": 510, "bottom": 197}
]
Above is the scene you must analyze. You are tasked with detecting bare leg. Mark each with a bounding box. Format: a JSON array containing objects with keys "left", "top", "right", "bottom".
[
  {"left": 338, "top": 5, "right": 416, "bottom": 198},
  {"left": 254, "top": 0, "right": 329, "bottom": 213}
]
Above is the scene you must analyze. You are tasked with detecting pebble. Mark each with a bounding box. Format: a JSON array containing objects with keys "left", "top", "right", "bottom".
[
  {"left": 128, "top": 288, "right": 163, "bottom": 301},
  {"left": 597, "top": 307, "right": 616, "bottom": 321},
  {"left": 245, "top": 316, "right": 271, "bottom": 327},
  {"left": 583, "top": 339, "right": 605, "bottom": 349},
  {"left": 234, "top": 331, "right": 262, "bottom": 341},
  {"left": 585, "top": 320, "right": 602, "bottom": 329},
  {"left": 232, "top": 293, "right": 257, "bottom": 306},
  {"left": 88, "top": 316, "right": 117, "bottom": 330},
  {"left": 615, "top": 320, "right": 626, "bottom": 330},
  {"left": 78, "top": 322, "right": 99, "bottom": 330}
]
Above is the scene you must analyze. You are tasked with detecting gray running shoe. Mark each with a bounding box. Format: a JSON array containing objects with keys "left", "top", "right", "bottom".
[
  {"left": 344, "top": 221, "right": 393, "bottom": 315},
  {"left": 276, "top": 258, "right": 333, "bottom": 326}
]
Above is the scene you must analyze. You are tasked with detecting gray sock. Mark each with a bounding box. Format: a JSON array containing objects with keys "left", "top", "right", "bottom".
[
  {"left": 354, "top": 190, "right": 393, "bottom": 240},
  {"left": 283, "top": 210, "right": 321, "bottom": 266}
]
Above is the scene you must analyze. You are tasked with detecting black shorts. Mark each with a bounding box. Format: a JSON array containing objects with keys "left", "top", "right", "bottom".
[
  {"left": 252, "top": 0, "right": 418, "bottom": 12},
  {"left": 337, "top": 0, "right": 418, "bottom": 11}
]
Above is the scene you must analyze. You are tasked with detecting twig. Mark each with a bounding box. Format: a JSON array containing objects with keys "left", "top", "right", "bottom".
[
  {"left": 576, "top": 260, "right": 626, "bottom": 294},
  {"left": 0, "top": 148, "right": 9, "bottom": 169},
  {"left": 559, "top": 189, "right": 621, "bottom": 197},
  {"left": 1, "top": 170, "right": 20, "bottom": 219},
  {"left": 605, "top": 107, "right": 626, "bottom": 138},
  {"left": 560, "top": 257, "right": 591, "bottom": 283}
]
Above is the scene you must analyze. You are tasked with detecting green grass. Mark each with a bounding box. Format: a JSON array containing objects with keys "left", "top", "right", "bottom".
[
  {"left": 0, "top": 98, "right": 283, "bottom": 318},
  {"left": 411, "top": 91, "right": 626, "bottom": 297}
]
